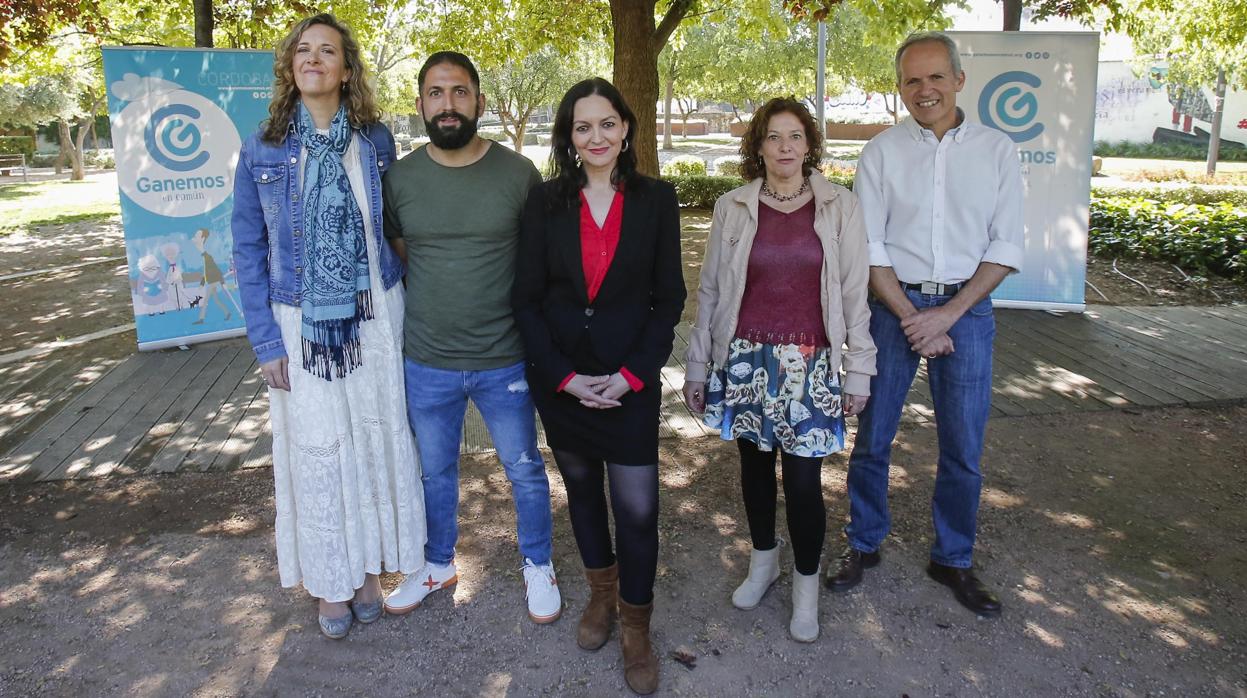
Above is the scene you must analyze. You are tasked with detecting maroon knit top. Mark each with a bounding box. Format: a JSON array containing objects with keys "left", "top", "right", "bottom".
[{"left": 734, "top": 199, "right": 829, "bottom": 347}]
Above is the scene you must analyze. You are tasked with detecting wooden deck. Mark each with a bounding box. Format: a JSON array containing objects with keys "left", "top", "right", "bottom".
[{"left": 3, "top": 305, "right": 1247, "bottom": 483}]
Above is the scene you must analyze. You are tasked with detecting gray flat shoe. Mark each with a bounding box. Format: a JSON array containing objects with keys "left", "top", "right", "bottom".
[
  {"left": 319, "top": 612, "right": 352, "bottom": 639},
  {"left": 352, "top": 600, "right": 383, "bottom": 624}
]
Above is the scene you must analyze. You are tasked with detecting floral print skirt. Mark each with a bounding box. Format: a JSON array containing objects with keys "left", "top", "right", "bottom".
[{"left": 703, "top": 338, "right": 845, "bottom": 457}]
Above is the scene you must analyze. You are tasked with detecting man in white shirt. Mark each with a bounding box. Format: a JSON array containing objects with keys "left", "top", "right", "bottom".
[{"left": 826, "top": 32, "right": 1024, "bottom": 618}]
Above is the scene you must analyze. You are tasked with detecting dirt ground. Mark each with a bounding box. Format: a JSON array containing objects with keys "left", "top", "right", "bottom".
[
  {"left": 2, "top": 205, "right": 1246, "bottom": 696},
  {"left": 2, "top": 406, "right": 1245, "bottom": 696}
]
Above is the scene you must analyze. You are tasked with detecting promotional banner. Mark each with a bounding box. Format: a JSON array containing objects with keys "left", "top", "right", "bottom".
[
  {"left": 102, "top": 47, "right": 273, "bottom": 350},
  {"left": 950, "top": 32, "right": 1099, "bottom": 311}
]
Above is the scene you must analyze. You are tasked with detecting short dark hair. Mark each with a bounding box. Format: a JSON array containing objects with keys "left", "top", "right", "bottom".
[
  {"left": 418, "top": 51, "right": 480, "bottom": 94},
  {"left": 546, "top": 77, "right": 641, "bottom": 209},
  {"left": 739, "top": 97, "right": 823, "bottom": 181}
]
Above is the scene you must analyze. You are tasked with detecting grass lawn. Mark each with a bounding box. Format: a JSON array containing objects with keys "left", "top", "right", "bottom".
[{"left": 0, "top": 173, "right": 121, "bottom": 235}]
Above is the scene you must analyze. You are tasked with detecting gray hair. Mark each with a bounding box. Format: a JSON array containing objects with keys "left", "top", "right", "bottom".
[{"left": 894, "top": 31, "right": 962, "bottom": 85}]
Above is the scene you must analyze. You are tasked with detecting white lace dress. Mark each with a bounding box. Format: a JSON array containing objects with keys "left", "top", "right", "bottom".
[{"left": 268, "top": 134, "right": 426, "bottom": 602}]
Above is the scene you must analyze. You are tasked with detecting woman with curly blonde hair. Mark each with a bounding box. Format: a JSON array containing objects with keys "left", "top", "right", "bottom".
[{"left": 231, "top": 13, "right": 425, "bottom": 640}]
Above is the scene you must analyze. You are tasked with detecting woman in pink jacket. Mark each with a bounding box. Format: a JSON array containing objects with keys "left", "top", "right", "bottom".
[{"left": 682, "top": 97, "right": 876, "bottom": 643}]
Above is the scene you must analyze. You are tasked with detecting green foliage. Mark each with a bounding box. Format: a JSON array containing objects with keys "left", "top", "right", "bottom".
[
  {"left": 1089, "top": 196, "right": 1247, "bottom": 280},
  {"left": 823, "top": 167, "right": 854, "bottom": 189},
  {"left": 664, "top": 1, "right": 828, "bottom": 113},
  {"left": 1122, "top": 168, "right": 1247, "bottom": 186},
  {"left": 1094, "top": 139, "right": 1247, "bottom": 162},
  {"left": 1091, "top": 184, "right": 1247, "bottom": 208},
  {"left": 85, "top": 148, "right": 114, "bottom": 169},
  {"left": 664, "top": 174, "right": 744, "bottom": 208},
  {"left": 1125, "top": 0, "right": 1246, "bottom": 90},
  {"left": 661, "top": 155, "right": 707, "bottom": 177},
  {"left": 0, "top": 136, "right": 35, "bottom": 160},
  {"left": 713, "top": 155, "right": 743, "bottom": 177}
]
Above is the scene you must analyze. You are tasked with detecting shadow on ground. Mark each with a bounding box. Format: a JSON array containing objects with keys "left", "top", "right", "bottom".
[{"left": 1, "top": 405, "right": 1243, "bottom": 696}]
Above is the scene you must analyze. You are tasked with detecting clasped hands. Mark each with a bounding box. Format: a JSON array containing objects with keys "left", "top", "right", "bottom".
[
  {"left": 901, "top": 305, "right": 958, "bottom": 359},
  {"left": 565, "top": 373, "right": 631, "bottom": 409}
]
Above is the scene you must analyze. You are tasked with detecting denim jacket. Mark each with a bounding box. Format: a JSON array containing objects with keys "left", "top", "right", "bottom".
[{"left": 230, "top": 120, "right": 402, "bottom": 365}]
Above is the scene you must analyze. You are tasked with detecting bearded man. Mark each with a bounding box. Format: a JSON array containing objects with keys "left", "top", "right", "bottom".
[{"left": 381, "top": 51, "right": 559, "bottom": 624}]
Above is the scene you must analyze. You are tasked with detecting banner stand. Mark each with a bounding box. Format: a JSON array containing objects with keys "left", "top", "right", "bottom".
[
  {"left": 101, "top": 47, "right": 274, "bottom": 351},
  {"left": 950, "top": 32, "right": 1099, "bottom": 312}
]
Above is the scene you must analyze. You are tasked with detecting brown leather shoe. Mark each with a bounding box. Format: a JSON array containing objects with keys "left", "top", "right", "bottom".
[
  {"left": 618, "top": 597, "right": 659, "bottom": 695},
  {"left": 926, "top": 562, "right": 1002, "bottom": 618},
  {"left": 577, "top": 564, "right": 618, "bottom": 650},
  {"left": 824, "top": 546, "right": 881, "bottom": 592}
]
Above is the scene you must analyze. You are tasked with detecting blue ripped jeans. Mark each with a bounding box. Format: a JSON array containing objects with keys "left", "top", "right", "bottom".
[{"left": 403, "top": 359, "right": 553, "bottom": 566}]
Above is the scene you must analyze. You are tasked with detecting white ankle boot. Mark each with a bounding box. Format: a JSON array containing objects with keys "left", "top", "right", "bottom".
[
  {"left": 731, "top": 540, "right": 783, "bottom": 610},
  {"left": 789, "top": 566, "right": 820, "bottom": 642}
]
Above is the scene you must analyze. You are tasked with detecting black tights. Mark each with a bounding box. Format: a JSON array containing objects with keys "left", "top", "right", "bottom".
[
  {"left": 552, "top": 449, "right": 659, "bottom": 605},
  {"left": 737, "top": 438, "right": 826, "bottom": 576}
]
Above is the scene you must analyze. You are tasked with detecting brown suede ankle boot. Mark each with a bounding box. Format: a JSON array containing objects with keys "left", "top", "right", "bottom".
[
  {"left": 618, "top": 597, "right": 659, "bottom": 695},
  {"left": 577, "top": 564, "right": 618, "bottom": 650}
]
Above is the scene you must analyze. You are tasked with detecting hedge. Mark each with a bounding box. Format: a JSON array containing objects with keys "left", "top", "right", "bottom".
[
  {"left": 1089, "top": 197, "right": 1247, "bottom": 280},
  {"left": 0, "top": 136, "right": 35, "bottom": 161},
  {"left": 1091, "top": 184, "right": 1247, "bottom": 208},
  {"left": 1094, "top": 139, "right": 1247, "bottom": 162},
  {"left": 663, "top": 174, "right": 745, "bottom": 208},
  {"left": 661, "top": 154, "right": 707, "bottom": 177}
]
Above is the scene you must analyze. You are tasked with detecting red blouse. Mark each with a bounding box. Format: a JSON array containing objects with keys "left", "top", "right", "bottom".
[{"left": 558, "top": 189, "right": 643, "bottom": 393}]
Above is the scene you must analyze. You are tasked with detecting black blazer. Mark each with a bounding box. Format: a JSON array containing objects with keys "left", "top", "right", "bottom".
[{"left": 512, "top": 176, "right": 686, "bottom": 395}]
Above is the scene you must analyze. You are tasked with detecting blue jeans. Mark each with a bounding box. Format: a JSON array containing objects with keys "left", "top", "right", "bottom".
[
  {"left": 845, "top": 290, "right": 995, "bottom": 568},
  {"left": 403, "top": 359, "right": 553, "bottom": 566}
]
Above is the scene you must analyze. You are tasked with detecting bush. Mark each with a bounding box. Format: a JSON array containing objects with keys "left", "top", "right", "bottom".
[
  {"left": 713, "top": 155, "right": 742, "bottom": 177},
  {"left": 1089, "top": 196, "right": 1247, "bottom": 280},
  {"left": 1094, "top": 139, "right": 1247, "bottom": 162},
  {"left": 1123, "top": 168, "right": 1247, "bottom": 186},
  {"left": 663, "top": 175, "right": 744, "bottom": 208},
  {"left": 0, "top": 136, "right": 35, "bottom": 161},
  {"left": 1091, "top": 184, "right": 1247, "bottom": 208},
  {"left": 822, "top": 166, "right": 855, "bottom": 189},
  {"left": 86, "top": 149, "right": 115, "bottom": 169},
  {"left": 661, "top": 154, "right": 707, "bottom": 177}
]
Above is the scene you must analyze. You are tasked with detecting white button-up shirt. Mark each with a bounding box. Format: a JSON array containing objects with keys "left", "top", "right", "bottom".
[{"left": 854, "top": 113, "right": 1024, "bottom": 285}]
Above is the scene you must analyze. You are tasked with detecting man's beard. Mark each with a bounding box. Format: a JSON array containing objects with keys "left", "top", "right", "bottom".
[{"left": 425, "top": 110, "right": 479, "bottom": 150}]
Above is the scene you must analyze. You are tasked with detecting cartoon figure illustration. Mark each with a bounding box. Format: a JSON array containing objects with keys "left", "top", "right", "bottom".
[
  {"left": 191, "top": 228, "right": 233, "bottom": 325},
  {"left": 162, "top": 241, "right": 185, "bottom": 310},
  {"left": 136, "top": 253, "right": 169, "bottom": 316}
]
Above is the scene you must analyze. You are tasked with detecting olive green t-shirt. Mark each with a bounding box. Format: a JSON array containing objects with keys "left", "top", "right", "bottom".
[{"left": 382, "top": 141, "right": 542, "bottom": 369}]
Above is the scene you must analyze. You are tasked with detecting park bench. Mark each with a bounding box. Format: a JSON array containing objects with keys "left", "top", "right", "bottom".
[{"left": 0, "top": 154, "right": 30, "bottom": 181}]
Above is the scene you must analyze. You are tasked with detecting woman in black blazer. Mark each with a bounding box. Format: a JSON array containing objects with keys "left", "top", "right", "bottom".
[{"left": 513, "top": 77, "right": 685, "bottom": 696}]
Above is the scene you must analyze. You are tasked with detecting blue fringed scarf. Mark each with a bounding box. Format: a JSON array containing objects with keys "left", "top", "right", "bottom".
[{"left": 295, "top": 103, "right": 373, "bottom": 381}]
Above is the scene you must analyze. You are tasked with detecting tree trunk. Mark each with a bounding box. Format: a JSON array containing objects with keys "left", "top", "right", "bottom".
[
  {"left": 1206, "top": 68, "right": 1226, "bottom": 177},
  {"left": 610, "top": 0, "right": 692, "bottom": 177},
  {"left": 74, "top": 116, "right": 91, "bottom": 179},
  {"left": 58, "top": 121, "right": 84, "bottom": 181},
  {"left": 194, "top": 0, "right": 214, "bottom": 47},
  {"left": 662, "top": 74, "right": 674, "bottom": 150},
  {"left": 514, "top": 107, "right": 534, "bottom": 155},
  {"left": 1002, "top": 0, "right": 1023, "bottom": 30}
]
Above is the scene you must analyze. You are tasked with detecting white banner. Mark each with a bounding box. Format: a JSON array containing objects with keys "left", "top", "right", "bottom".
[{"left": 950, "top": 31, "right": 1099, "bottom": 312}]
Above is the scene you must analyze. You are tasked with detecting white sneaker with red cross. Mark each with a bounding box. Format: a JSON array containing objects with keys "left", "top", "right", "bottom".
[{"left": 384, "top": 560, "right": 458, "bottom": 615}]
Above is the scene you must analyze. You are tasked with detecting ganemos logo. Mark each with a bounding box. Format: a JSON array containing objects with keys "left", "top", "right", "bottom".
[
  {"left": 978, "top": 70, "right": 1044, "bottom": 143},
  {"left": 144, "top": 105, "right": 209, "bottom": 171},
  {"left": 110, "top": 73, "right": 241, "bottom": 217}
]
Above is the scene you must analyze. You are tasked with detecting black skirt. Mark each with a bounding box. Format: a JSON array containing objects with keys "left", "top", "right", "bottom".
[{"left": 531, "top": 368, "right": 662, "bottom": 466}]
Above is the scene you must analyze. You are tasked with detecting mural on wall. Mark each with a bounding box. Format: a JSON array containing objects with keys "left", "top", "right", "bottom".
[{"left": 1094, "top": 61, "right": 1246, "bottom": 148}]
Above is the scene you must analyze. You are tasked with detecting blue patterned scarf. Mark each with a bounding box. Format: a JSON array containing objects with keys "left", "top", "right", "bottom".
[{"left": 295, "top": 102, "right": 372, "bottom": 381}]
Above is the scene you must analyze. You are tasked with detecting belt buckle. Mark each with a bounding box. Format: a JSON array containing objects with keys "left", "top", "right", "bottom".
[{"left": 920, "top": 281, "right": 940, "bottom": 295}]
